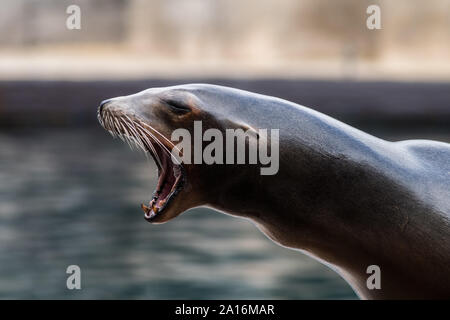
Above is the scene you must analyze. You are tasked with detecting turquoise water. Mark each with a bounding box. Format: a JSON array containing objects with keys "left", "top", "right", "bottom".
[{"left": 6, "top": 126, "right": 446, "bottom": 299}]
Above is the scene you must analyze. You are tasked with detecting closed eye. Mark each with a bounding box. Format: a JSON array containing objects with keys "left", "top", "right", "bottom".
[{"left": 163, "top": 98, "right": 191, "bottom": 114}]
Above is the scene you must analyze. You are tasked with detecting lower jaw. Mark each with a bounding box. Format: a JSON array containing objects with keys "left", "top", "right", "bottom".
[
  {"left": 143, "top": 210, "right": 171, "bottom": 223},
  {"left": 142, "top": 198, "right": 179, "bottom": 223},
  {"left": 141, "top": 192, "right": 177, "bottom": 222}
]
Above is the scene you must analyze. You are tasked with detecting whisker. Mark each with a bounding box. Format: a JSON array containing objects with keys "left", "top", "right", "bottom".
[
  {"left": 122, "top": 115, "right": 166, "bottom": 152},
  {"left": 140, "top": 131, "right": 163, "bottom": 168},
  {"left": 122, "top": 116, "right": 163, "bottom": 168},
  {"left": 132, "top": 120, "right": 181, "bottom": 165},
  {"left": 123, "top": 118, "right": 150, "bottom": 152},
  {"left": 140, "top": 122, "right": 181, "bottom": 153},
  {"left": 99, "top": 111, "right": 181, "bottom": 167},
  {"left": 119, "top": 120, "right": 135, "bottom": 150}
]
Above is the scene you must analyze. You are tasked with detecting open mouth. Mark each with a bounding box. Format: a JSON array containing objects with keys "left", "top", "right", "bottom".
[
  {"left": 140, "top": 145, "right": 185, "bottom": 221},
  {"left": 98, "top": 109, "right": 185, "bottom": 222}
]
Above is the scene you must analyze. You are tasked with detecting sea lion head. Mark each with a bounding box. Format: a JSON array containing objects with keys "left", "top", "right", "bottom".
[{"left": 98, "top": 84, "right": 262, "bottom": 224}]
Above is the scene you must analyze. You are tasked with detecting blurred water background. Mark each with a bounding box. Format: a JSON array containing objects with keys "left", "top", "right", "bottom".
[
  {"left": 0, "top": 0, "right": 449, "bottom": 299},
  {"left": 1, "top": 125, "right": 448, "bottom": 299},
  {"left": 0, "top": 127, "right": 358, "bottom": 299}
]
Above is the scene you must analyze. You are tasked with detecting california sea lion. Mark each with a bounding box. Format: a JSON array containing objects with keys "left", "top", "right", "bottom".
[{"left": 98, "top": 84, "right": 450, "bottom": 299}]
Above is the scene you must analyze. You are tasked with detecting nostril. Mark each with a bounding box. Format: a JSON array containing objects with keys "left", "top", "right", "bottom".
[{"left": 99, "top": 99, "right": 110, "bottom": 113}]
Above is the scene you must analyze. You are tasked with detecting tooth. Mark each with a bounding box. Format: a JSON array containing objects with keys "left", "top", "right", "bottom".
[
  {"left": 141, "top": 203, "right": 151, "bottom": 214},
  {"left": 157, "top": 199, "right": 166, "bottom": 208},
  {"left": 142, "top": 203, "right": 158, "bottom": 219},
  {"left": 149, "top": 197, "right": 157, "bottom": 209}
]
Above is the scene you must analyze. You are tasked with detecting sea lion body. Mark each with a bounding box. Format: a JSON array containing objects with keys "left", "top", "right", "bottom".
[{"left": 99, "top": 84, "right": 450, "bottom": 299}]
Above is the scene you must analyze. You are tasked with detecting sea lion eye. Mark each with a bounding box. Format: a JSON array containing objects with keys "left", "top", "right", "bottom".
[{"left": 164, "top": 99, "right": 191, "bottom": 114}]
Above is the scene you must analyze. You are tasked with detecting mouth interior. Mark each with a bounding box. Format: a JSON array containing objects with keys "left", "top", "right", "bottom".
[
  {"left": 98, "top": 110, "right": 184, "bottom": 221},
  {"left": 142, "top": 144, "right": 184, "bottom": 220}
]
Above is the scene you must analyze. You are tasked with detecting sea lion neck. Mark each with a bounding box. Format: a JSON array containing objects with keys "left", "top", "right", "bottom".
[{"left": 208, "top": 136, "right": 450, "bottom": 299}]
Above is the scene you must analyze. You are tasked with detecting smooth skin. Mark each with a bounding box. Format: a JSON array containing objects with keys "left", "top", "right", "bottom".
[{"left": 100, "top": 84, "right": 450, "bottom": 299}]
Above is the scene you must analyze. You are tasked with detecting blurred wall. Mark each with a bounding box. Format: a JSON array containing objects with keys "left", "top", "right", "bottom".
[
  {"left": 0, "top": 0, "right": 449, "bottom": 79},
  {"left": 0, "top": 0, "right": 127, "bottom": 45}
]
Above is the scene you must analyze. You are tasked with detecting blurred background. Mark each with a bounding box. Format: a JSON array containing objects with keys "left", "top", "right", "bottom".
[{"left": 0, "top": 0, "right": 449, "bottom": 299}]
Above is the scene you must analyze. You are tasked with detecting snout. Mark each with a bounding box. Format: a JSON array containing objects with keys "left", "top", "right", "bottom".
[{"left": 98, "top": 93, "right": 152, "bottom": 121}]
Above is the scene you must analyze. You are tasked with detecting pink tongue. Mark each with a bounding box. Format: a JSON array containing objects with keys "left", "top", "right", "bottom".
[{"left": 160, "top": 181, "right": 172, "bottom": 199}]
